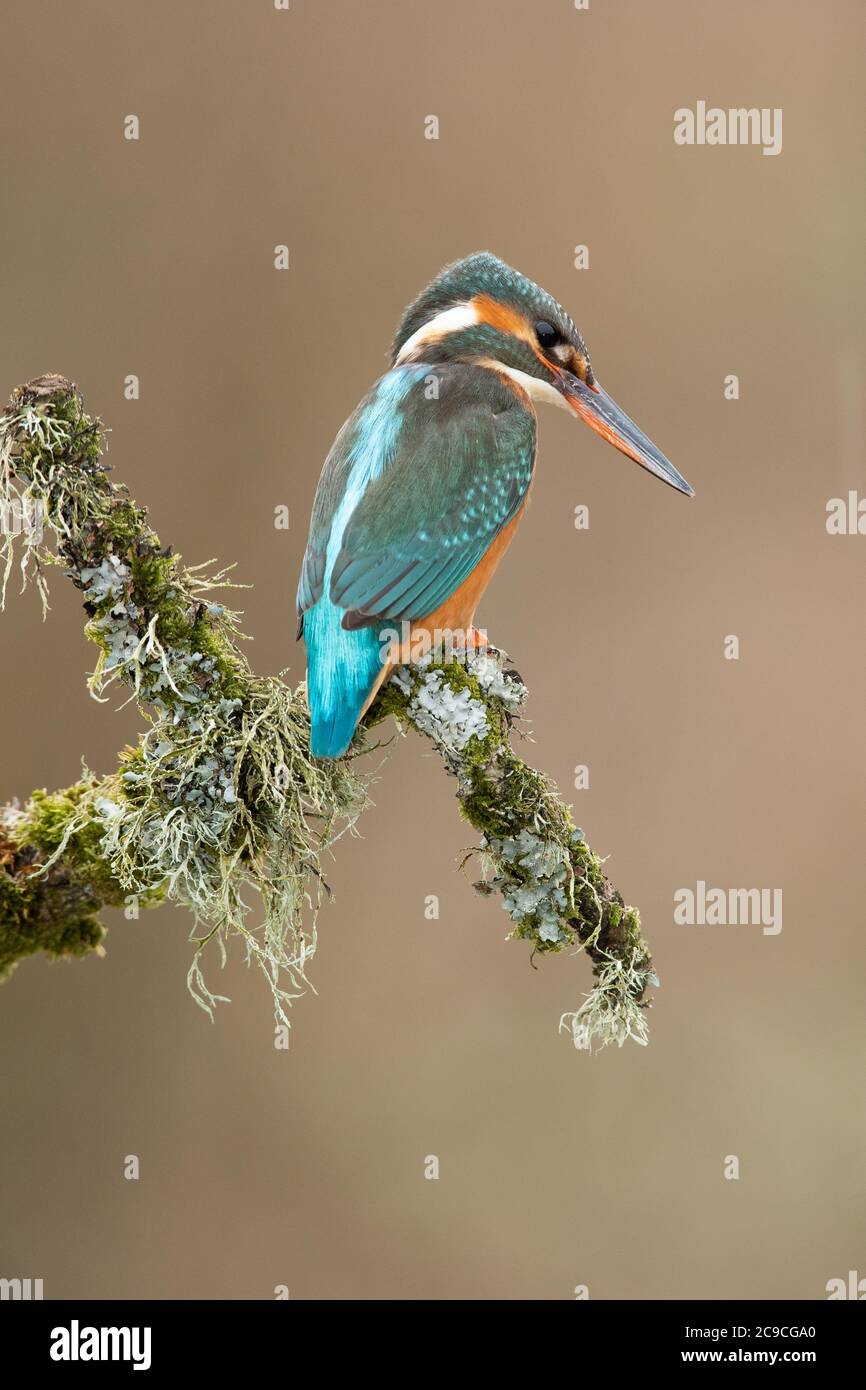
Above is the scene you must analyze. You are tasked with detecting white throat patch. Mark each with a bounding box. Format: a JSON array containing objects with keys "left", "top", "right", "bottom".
[{"left": 491, "top": 364, "right": 570, "bottom": 411}]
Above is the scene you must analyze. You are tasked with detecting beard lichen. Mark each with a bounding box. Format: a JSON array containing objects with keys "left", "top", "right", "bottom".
[
  {"left": 559, "top": 950, "right": 657, "bottom": 1052},
  {"left": 0, "top": 375, "right": 655, "bottom": 1052}
]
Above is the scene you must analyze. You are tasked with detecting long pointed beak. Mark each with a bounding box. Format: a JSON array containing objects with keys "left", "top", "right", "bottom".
[{"left": 556, "top": 371, "right": 694, "bottom": 497}]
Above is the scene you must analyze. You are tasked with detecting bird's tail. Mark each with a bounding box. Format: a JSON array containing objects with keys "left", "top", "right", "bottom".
[
  {"left": 304, "top": 598, "right": 384, "bottom": 759},
  {"left": 310, "top": 703, "right": 365, "bottom": 760}
]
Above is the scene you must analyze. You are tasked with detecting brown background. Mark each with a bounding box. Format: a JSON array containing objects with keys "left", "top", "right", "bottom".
[{"left": 1, "top": 0, "right": 864, "bottom": 1300}]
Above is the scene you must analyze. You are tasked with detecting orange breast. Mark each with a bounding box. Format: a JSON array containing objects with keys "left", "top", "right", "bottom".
[
  {"left": 357, "top": 494, "right": 531, "bottom": 719},
  {"left": 413, "top": 498, "right": 528, "bottom": 637}
]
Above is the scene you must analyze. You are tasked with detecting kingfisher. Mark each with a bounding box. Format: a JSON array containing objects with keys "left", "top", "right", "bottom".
[{"left": 297, "top": 252, "right": 693, "bottom": 758}]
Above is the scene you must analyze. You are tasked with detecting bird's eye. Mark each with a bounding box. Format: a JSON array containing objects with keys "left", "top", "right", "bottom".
[{"left": 535, "top": 321, "right": 558, "bottom": 352}]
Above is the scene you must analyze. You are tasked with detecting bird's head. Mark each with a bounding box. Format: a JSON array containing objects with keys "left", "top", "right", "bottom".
[{"left": 392, "top": 251, "right": 693, "bottom": 496}]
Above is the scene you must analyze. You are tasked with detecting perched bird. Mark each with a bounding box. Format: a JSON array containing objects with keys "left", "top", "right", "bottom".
[{"left": 297, "top": 252, "right": 693, "bottom": 758}]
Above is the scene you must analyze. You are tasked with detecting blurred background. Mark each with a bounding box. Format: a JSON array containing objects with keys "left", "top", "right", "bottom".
[{"left": 1, "top": 0, "right": 864, "bottom": 1300}]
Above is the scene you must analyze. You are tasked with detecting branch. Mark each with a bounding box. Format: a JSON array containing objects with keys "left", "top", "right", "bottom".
[{"left": 0, "top": 375, "right": 656, "bottom": 1049}]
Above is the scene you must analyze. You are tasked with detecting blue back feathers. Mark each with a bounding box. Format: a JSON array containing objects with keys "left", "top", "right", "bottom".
[{"left": 301, "top": 367, "right": 427, "bottom": 758}]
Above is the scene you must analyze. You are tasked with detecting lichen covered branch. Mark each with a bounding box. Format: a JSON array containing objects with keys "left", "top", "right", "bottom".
[
  {"left": 0, "top": 375, "right": 655, "bottom": 1050},
  {"left": 0, "top": 376, "right": 366, "bottom": 1018},
  {"left": 369, "top": 653, "right": 657, "bottom": 1049}
]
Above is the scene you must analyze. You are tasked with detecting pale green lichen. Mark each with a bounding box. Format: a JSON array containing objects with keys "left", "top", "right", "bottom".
[{"left": 559, "top": 950, "right": 657, "bottom": 1052}]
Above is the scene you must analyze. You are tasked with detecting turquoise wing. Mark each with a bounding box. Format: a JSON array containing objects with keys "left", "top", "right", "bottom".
[{"left": 329, "top": 365, "right": 536, "bottom": 626}]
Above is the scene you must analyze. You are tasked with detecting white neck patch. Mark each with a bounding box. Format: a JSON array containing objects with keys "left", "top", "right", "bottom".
[{"left": 395, "top": 302, "right": 479, "bottom": 363}]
